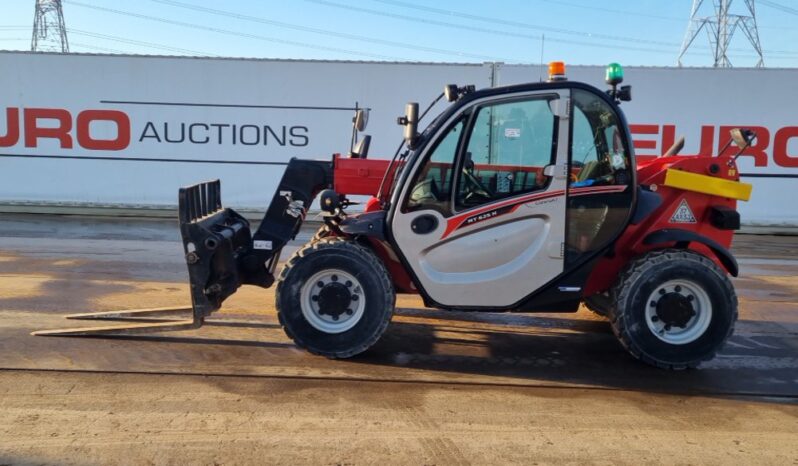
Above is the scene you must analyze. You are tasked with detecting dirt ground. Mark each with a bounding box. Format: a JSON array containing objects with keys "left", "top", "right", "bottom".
[{"left": 0, "top": 214, "right": 797, "bottom": 465}]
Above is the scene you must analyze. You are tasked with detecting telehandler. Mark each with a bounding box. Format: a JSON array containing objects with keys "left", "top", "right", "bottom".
[{"left": 36, "top": 62, "right": 753, "bottom": 370}]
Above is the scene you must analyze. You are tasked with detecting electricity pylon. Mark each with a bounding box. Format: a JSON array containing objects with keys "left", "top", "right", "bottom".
[
  {"left": 678, "top": 0, "right": 763, "bottom": 68},
  {"left": 31, "top": 0, "right": 69, "bottom": 53}
]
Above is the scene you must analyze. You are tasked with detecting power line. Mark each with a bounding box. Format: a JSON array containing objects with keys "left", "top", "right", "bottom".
[
  {"left": 148, "top": 0, "right": 516, "bottom": 62},
  {"left": 535, "top": 0, "right": 793, "bottom": 30},
  {"left": 759, "top": 0, "right": 798, "bottom": 15},
  {"left": 63, "top": 0, "right": 409, "bottom": 61},
  {"left": 306, "top": 0, "right": 682, "bottom": 56},
  {"left": 2, "top": 24, "right": 214, "bottom": 55},
  {"left": 69, "top": 41, "right": 125, "bottom": 54},
  {"left": 366, "top": 0, "right": 678, "bottom": 47},
  {"left": 362, "top": 0, "right": 798, "bottom": 56},
  {"left": 535, "top": 0, "right": 684, "bottom": 22},
  {"left": 68, "top": 28, "right": 215, "bottom": 56}
]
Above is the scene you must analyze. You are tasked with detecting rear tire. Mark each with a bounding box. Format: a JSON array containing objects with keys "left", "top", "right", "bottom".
[
  {"left": 276, "top": 238, "right": 395, "bottom": 358},
  {"left": 610, "top": 249, "right": 737, "bottom": 370}
]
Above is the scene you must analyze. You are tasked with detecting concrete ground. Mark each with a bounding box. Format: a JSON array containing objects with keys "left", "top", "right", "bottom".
[{"left": 0, "top": 214, "right": 797, "bottom": 465}]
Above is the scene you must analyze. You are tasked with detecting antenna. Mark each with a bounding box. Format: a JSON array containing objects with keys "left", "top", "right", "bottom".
[
  {"left": 31, "top": 0, "right": 69, "bottom": 53},
  {"left": 678, "top": 0, "right": 763, "bottom": 68},
  {"left": 538, "top": 34, "right": 545, "bottom": 82}
]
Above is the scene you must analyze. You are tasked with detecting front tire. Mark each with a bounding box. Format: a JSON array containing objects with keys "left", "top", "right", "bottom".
[
  {"left": 610, "top": 249, "right": 737, "bottom": 369},
  {"left": 311, "top": 224, "right": 332, "bottom": 243},
  {"left": 276, "top": 238, "right": 395, "bottom": 358},
  {"left": 583, "top": 293, "right": 612, "bottom": 317}
]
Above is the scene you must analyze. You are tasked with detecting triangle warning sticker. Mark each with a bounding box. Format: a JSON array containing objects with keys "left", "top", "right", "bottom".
[{"left": 670, "top": 199, "right": 697, "bottom": 224}]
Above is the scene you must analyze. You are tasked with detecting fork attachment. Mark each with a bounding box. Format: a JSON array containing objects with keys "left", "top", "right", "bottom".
[
  {"left": 179, "top": 179, "right": 264, "bottom": 321},
  {"left": 179, "top": 159, "right": 333, "bottom": 318},
  {"left": 33, "top": 158, "right": 333, "bottom": 337}
]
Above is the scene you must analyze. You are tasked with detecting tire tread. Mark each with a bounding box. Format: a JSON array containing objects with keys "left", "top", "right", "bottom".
[
  {"left": 275, "top": 237, "right": 395, "bottom": 358},
  {"left": 609, "top": 249, "right": 737, "bottom": 370}
]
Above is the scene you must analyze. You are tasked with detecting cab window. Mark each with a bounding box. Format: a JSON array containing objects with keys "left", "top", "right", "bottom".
[
  {"left": 404, "top": 119, "right": 464, "bottom": 216},
  {"left": 570, "top": 89, "right": 630, "bottom": 187},
  {"left": 456, "top": 96, "right": 557, "bottom": 210},
  {"left": 566, "top": 89, "right": 633, "bottom": 264}
]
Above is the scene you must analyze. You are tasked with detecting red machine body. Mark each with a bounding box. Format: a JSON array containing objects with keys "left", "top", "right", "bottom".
[
  {"left": 583, "top": 156, "right": 740, "bottom": 295},
  {"left": 329, "top": 152, "right": 745, "bottom": 298}
]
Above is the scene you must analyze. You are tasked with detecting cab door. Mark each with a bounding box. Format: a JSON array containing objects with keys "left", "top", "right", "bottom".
[{"left": 390, "top": 90, "right": 570, "bottom": 308}]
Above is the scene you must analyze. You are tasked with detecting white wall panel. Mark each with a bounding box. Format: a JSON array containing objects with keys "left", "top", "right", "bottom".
[
  {"left": 0, "top": 52, "right": 491, "bottom": 208},
  {"left": 1, "top": 52, "right": 796, "bottom": 226}
]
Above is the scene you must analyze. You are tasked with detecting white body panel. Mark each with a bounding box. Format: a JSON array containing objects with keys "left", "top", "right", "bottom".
[{"left": 390, "top": 91, "right": 569, "bottom": 308}]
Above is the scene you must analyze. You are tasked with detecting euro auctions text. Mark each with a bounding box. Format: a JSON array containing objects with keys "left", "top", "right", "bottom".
[{"left": 0, "top": 107, "right": 309, "bottom": 151}]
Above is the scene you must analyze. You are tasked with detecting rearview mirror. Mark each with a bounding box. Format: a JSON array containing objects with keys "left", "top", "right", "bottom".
[
  {"left": 350, "top": 134, "right": 371, "bottom": 159},
  {"left": 354, "top": 108, "right": 369, "bottom": 132},
  {"left": 444, "top": 84, "right": 476, "bottom": 102},
  {"left": 730, "top": 128, "right": 755, "bottom": 148},
  {"left": 444, "top": 84, "right": 459, "bottom": 102}
]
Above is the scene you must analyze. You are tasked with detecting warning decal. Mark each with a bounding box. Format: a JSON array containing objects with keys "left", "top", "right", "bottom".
[{"left": 670, "top": 199, "right": 697, "bottom": 223}]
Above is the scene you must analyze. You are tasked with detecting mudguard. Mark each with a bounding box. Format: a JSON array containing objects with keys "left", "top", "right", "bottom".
[{"left": 642, "top": 228, "right": 739, "bottom": 277}]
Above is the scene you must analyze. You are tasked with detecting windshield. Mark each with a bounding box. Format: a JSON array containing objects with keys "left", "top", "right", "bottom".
[{"left": 382, "top": 94, "right": 455, "bottom": 204}]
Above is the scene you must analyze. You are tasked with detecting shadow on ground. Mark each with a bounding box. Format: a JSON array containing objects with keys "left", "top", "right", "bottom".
[{"left": 354, "top": 307, "right": 798, "bottom": 401}]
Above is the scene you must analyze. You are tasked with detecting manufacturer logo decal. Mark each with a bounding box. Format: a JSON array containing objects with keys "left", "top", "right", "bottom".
[
  {"left": 463, "top": 205, "right": 513, "bottom": 227},
  {"left": 670, "top": 199, "right": 697, "bottom": 223}
]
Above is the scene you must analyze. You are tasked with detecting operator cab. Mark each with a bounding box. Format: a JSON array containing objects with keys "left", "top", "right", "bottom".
[{"left": 388, "top": 62, "right": 635, "bottom": 311}]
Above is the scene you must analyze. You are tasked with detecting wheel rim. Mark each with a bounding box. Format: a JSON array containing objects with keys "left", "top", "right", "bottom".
[
  {"left": 645, "top": 279, "right": 712, "bottom": 345},
  {"left": 300, "top": 269, "right": 365, "bottom": 334}
]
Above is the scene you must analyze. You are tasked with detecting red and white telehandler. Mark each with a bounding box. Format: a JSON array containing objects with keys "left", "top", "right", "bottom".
[{"left": 36, "top": 62, "right": 754, "bottom": 369}]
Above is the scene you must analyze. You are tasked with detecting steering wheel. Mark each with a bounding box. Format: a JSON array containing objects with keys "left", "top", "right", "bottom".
[{"left": 461, "top": 167, "right": 493, "bottom": 204}]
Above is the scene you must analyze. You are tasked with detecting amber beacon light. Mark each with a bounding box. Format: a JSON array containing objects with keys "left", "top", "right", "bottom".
[{"left": 548, "top": 61, "right": 567, "bottom": 81}]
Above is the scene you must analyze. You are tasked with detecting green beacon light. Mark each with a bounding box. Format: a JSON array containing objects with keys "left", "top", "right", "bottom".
[
  {"left": 605, "top": 63, "right": 631, "bottom": 103},
  {"left": 605, "top": 62, "right": 624, "bottom": 86}
]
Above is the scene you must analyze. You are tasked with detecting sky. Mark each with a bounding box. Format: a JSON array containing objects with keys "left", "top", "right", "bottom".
[{"left": 2, "top": 0, "right": 797, "bottom": 67}]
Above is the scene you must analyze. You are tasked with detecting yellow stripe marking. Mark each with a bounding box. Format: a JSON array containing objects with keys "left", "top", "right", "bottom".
[{"left": 663, "top": 169, "right": 752, "bottom": 201}]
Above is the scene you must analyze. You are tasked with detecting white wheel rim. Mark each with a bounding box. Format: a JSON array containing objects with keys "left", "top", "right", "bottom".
[
  {"left": 300, "top": 269, "right": 365, "bottom": 334},
  {"left": 645, "top": 279, "right": 712, "bottom": 345}
]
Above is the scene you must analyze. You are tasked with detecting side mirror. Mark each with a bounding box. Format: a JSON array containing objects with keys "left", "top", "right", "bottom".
[
  {"left": 616, "top": 85, "right": 632, "bottom": 102},
  {"left": 354, "top": 108, "right": 369, "bottom": 132},
  {"left": 724, "top": 128, "right": 757, "bottom": 166},
  {"left": 350, "top": 134, "right": 371, "bottom": 159},
  {"left": 730, "top": 128, "right": 755, "bottom": 148},
  {"left": 397, "top": 102, "right": 419, "bottom": 149},
  {"left": 444, "top": 84, "right": 475, "bottom": 102}
]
